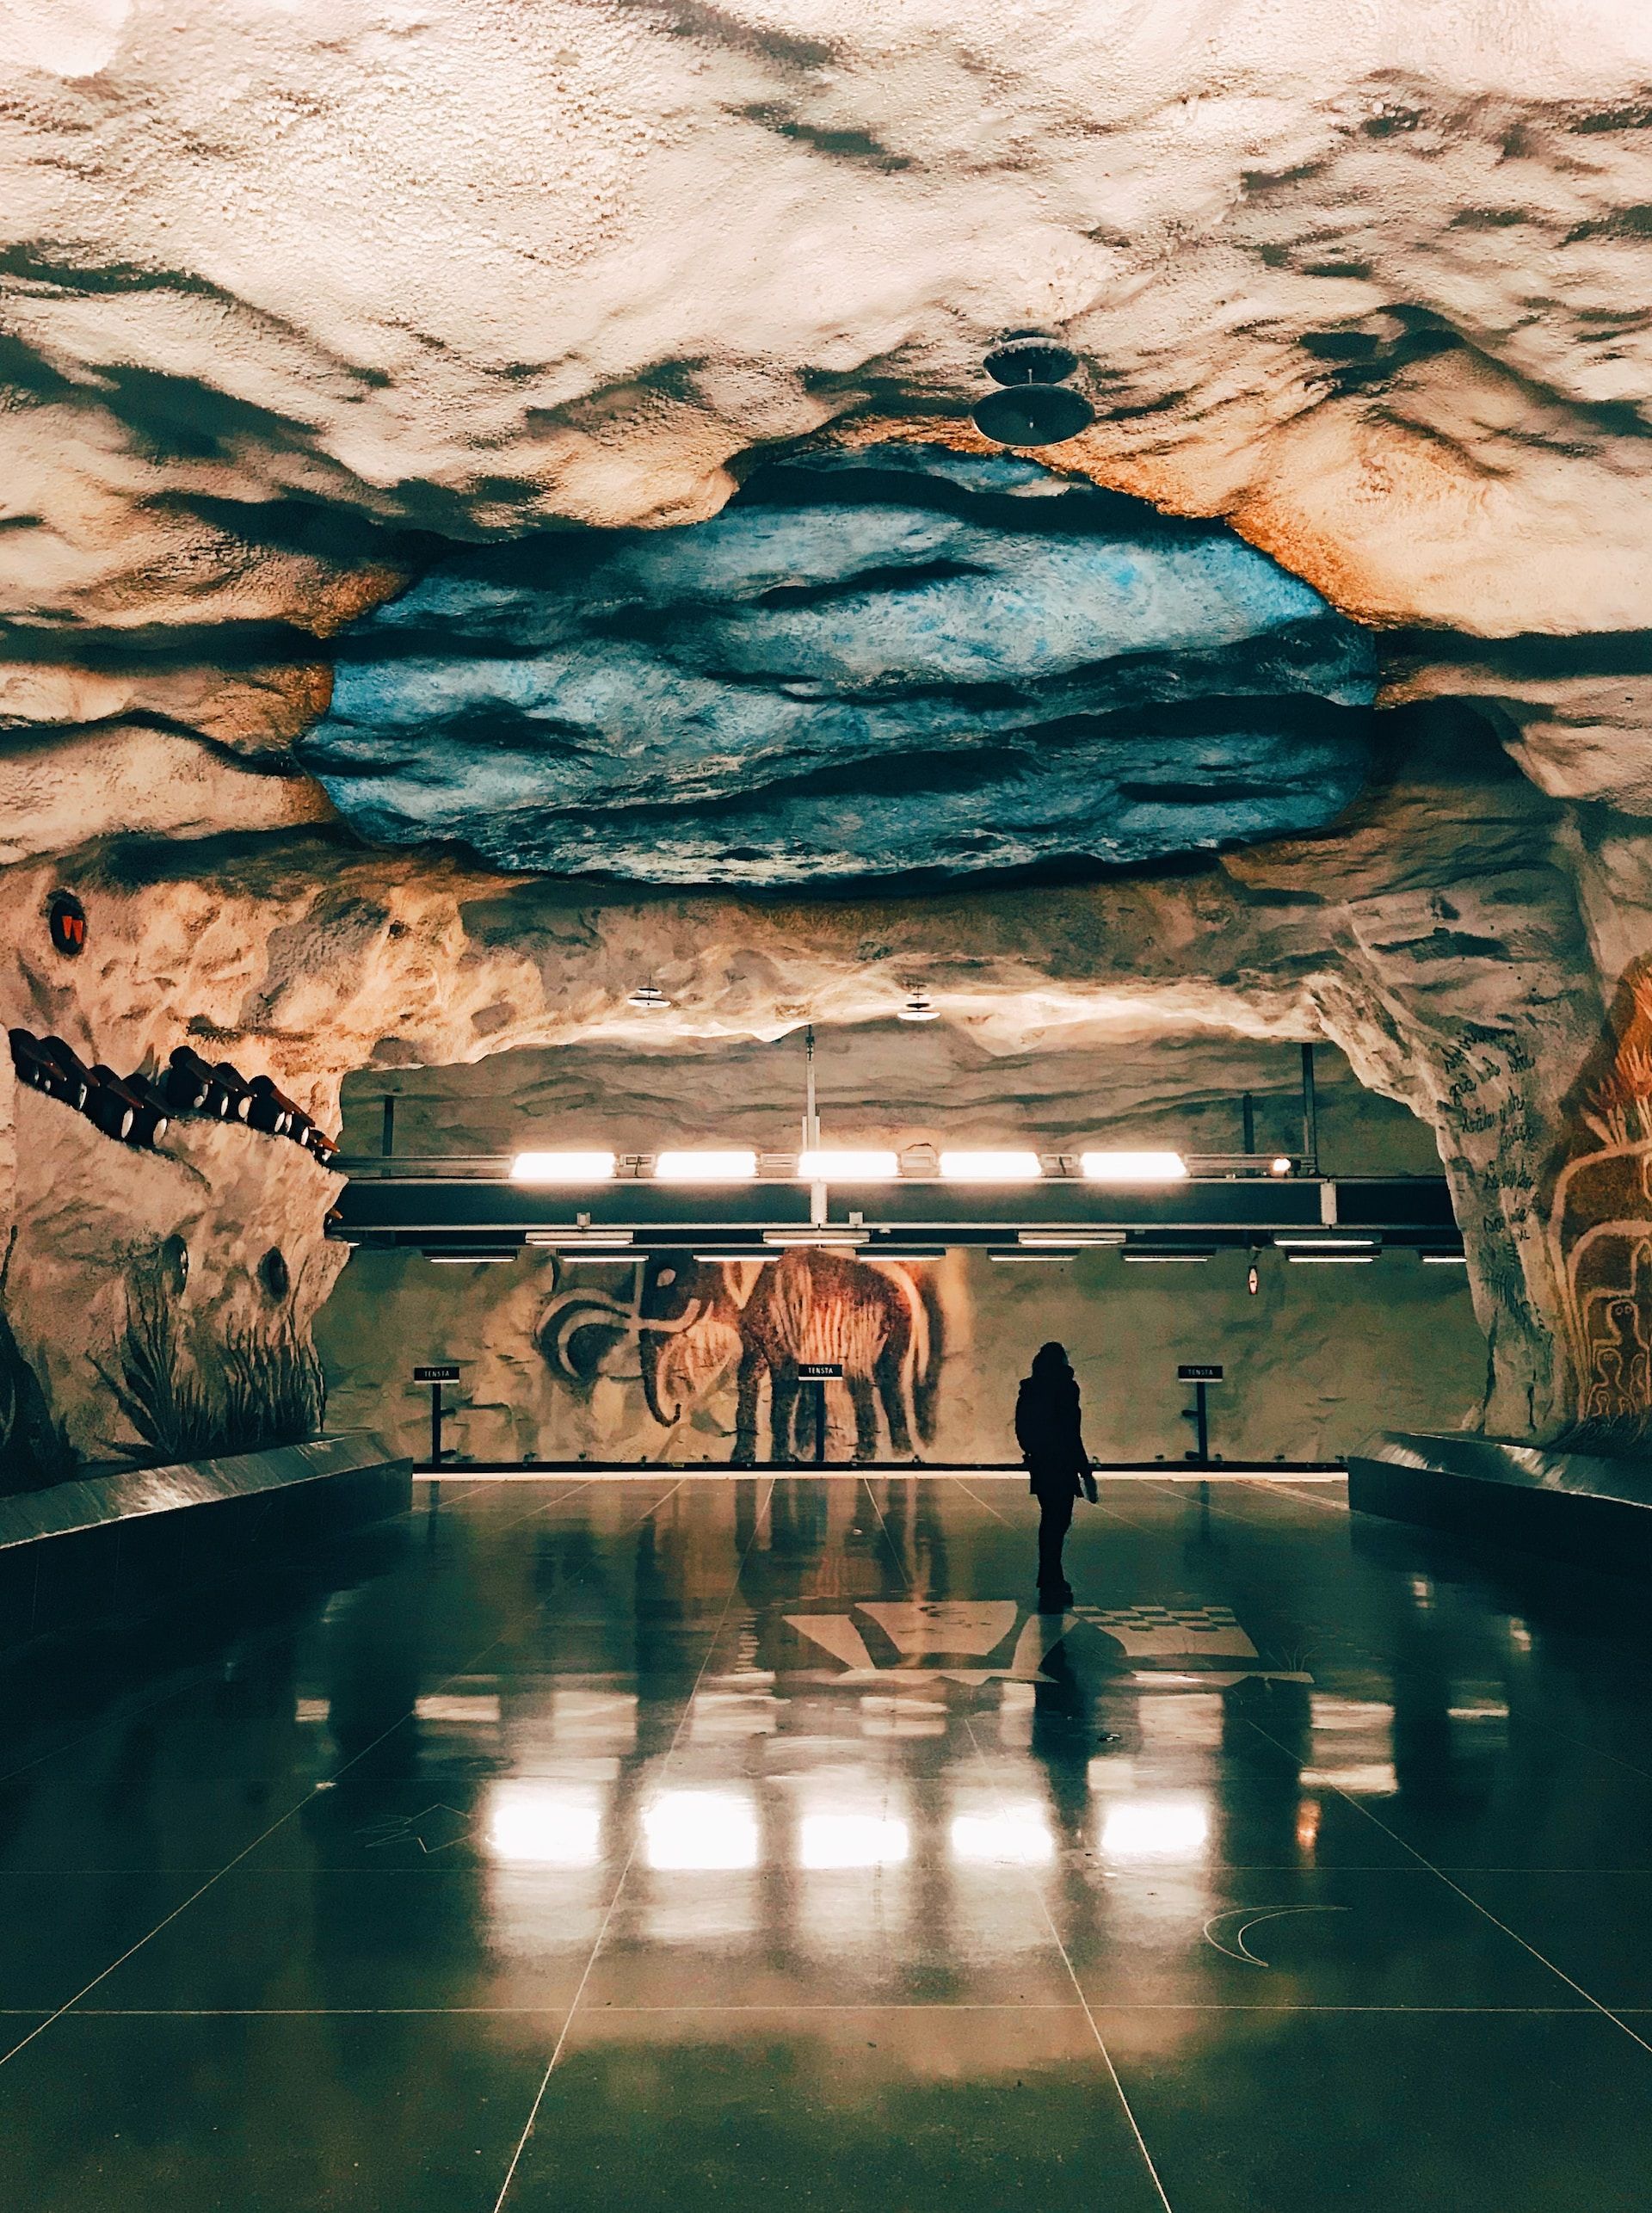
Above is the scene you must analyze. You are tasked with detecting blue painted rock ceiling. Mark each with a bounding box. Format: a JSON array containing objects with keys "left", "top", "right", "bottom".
[{"left": 300, "top": 447, "right": 1378, "bottom": 885}]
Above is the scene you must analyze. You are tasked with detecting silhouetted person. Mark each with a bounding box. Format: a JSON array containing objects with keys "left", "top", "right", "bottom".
[{"left": 1014, "top": 1341, "right": 1095, "bottom": 1609}]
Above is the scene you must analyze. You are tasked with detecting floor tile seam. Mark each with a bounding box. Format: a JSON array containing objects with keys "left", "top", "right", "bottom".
[
  {"left": 1237, "top": 1709, "right": 1652, "bottom": 2062},
  {"left": 860, "top": 1479, "right": 1174, "bottom": 2213},
  {"left": 959, "top": 1713, "right": 1176, "bottom": 2213},
  {"left": 487, "top": 1475, "right": 776, "bottom": 2213},
  {"left": 0, "top": 1473, "right": 701, "bottom": 2079},
  {"left": 0, "top": 1477, "right": 594, "bottom": 1796}
]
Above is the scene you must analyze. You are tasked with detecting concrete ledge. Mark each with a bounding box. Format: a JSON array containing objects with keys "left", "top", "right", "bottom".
[
  {"left": 1347, "top": 1430, "right": 1652, "bottom": 1574},
  {"left": 0, "top": 1431, "right": 412, "bottom": 1651}
]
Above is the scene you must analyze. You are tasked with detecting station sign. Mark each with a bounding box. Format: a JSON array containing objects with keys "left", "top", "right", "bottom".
[
  {"left": 413, "top": 1364, "right": 461, "bottom": 1383},
  {"left": 1177, "top": 1364, "right": 1224, "bottom": 1382},
  {"left": 796, "top": 1361, "right": 844, "bottom": 1381}
]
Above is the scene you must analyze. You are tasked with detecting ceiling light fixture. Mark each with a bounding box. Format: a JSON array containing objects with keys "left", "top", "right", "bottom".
[
  {"left": 898, "top": 992, "right": 940, "bottom": 1023},
  {"left": 1269, "top": 1156, "right": 1293, "bottom": 1177},
  {"left": 1018, "top": 1231, "right": 1126, "bottom": 1248},
  {"left": 423, "top": 1248, "right": 517, "bottom": 1264},
  {"left": 510, "top": 1150, "right": 616, "bottom": 1184},
  {"left": 1421, "top": 1252, "right": 1468, "bottom": 1266},
  {"left": 1288, "top": 1252, "right": 1375, "bottom": 1265},
  {"left": 939, "top": 1149, "right": 1043, "bottom": 1183},
  {"left": 1080, "top": 1150, "right": 1188, "bottom": 1184},
  {"left": 763, "top": 1228, "right": 871, "bottom": 1247},
  {"left": 796, "top": 1148, "right": 899, "bottom": 1182},
  {"left": 654, "top": 1149, "right": 758, "bottom": 1183},
  {"left": 1123, "top": 1248, "right": 1214, "bottom": 1264},
  {"left": 1273, "top": 1235, "right": 1376, "bottom": 1250},
  {"left": 693, "top": 1251, "right": 778, "bottom": 1263},
  {"left": 524, "top": 1229, "right": 632, "bottom": 1248},
  {"left": 989, "top": 1249, "right": 1072, "bottom": 1262},
  {"left": 626, "top": 983, "right": 670, "bottom": 1013}
]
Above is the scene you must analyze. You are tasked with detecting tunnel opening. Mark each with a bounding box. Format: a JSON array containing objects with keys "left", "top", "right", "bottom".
[{"left": 316, "top": 1021, "right": 1484, "bottom": 1472}]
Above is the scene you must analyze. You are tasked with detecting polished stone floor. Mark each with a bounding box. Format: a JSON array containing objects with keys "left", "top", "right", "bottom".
[{"left": 3, "top": 1470, "right": 1652, "bottom": 2210}]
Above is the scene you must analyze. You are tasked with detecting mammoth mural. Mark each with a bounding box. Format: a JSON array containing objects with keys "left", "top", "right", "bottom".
[{"left": 535, "top": 1248, "right": 947, "bottom": 1464}]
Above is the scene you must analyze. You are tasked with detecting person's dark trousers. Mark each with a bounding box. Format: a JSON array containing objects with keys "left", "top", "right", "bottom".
[{"left": 1036, "top": 1488, "right": 1075, "bottom": 1598}]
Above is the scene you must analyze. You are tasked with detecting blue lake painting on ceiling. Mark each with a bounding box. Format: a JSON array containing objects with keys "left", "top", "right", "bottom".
[{"left": 299, "top": 445, "right": 1380, "bottom": 885}]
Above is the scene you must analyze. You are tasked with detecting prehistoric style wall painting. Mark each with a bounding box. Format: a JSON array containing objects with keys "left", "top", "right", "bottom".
[
  {"left": 536, "top": 1250, "right": 946, "bottom": 1464},
  {"left": 1551, "top": 959, "right": 1652, "bottom": 1431}
]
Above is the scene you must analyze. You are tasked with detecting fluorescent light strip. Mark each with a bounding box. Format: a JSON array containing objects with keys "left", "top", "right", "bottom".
[
  {"left": 797, "top": 1148, "right": 899, "bottom": 1181},
  {"left": 1288, "top": 1252, "right": 1375, "bottom": 1264},
  {"left": 525, "top": 1230, "right": 633, "bottom": 1248},
  {"left": 693, "top": 1251, "right": 777, "bottom": 1263},
  {"left": 1274, "top": 1236, "right": 1376, "bottom": 1249},
  {"left": 425, "top": 1251, "right": 516, "bottom": 1264},
  {"left": 1421, "top": 1253, "right": 1468, "bottom": 1265},
  {"left": 989, "top": 1250, "right": 1072, "bottom": 1262},
  {"left": 1123, "top": 1251, "right": 1213, "bottom": 1264},
  {"left": 653, "top": 1149, "right": 758, "bottom": 1182},
  {"left": 1080, "top": 1150, "right": 1187, "bottom": 1184},
  {"left": 509, "top": 1150, "right": 616, "bottom": 1184},
  {"left": 939, "top": 1150, "right": 1043, "bottom": 1183},
  {"left": 558, "top": 1252, "right": 644, "bottom": 1264},
  {"left": 764, "top": 1228, "right": 870, "bottom": 1247},
  {"left": 1019, "top": 1231, "right": 1126, "bottom": 1248}
]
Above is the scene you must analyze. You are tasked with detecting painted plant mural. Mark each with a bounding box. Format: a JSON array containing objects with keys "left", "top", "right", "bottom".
[{"left": 537, "top": 1249, "right": 946, "bottom": 1464}]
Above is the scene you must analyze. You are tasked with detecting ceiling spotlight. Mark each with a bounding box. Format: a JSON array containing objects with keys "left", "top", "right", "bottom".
[
  {"left": 1080, "top": 1150, "right": 1188, "bottom": 1185},
  {"left": 510, "top": 1150, "right": 616, "bottom": 1184},
  {"left": 797, "top": 1148, "right": 899, "bottom": 1182},
  {"left": 899, "top": 992, "right": 939, "bottom": 1024},
  {"left": 939, "top": 1149, "right": 1044, "bottom": 1183},
  {"left": 626, "top": 983, "right": 671, "bottom": 1013},
  {"left": 654, "top": 1149, "right": 758, "bottom": 1183},
  {"left": 1269, "top": 1156, "right": 1293, "bottom": 1177},
  {"left": 1247, "top": 1261, "right": 1261, "bottom": 1296}
]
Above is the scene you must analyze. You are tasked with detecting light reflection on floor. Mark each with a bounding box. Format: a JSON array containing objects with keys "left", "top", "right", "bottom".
[{"left": 2, "top": 1472, "right": 1651, "bottom": 2212}]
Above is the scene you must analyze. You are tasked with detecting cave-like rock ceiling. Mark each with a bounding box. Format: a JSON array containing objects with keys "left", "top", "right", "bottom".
[
  {"left": 3, "top": 3, "right": 1652, "bottom": 1443},
  {"left": 302, "top": 448, "right": 1378, "bottom": 883}
]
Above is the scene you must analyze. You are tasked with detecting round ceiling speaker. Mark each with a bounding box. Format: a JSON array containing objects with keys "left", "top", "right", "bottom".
[
  {"left": 983, "top": 336, "right": 1081, "bottom": 387},
  {"left": 971, "top": 383, "right": 1094, "bottom": 447}
]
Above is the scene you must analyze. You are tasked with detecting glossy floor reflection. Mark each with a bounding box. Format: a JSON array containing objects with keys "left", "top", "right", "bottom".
[{"left": 3, "top": 1471, "right": 1652, "bottom": 2210}]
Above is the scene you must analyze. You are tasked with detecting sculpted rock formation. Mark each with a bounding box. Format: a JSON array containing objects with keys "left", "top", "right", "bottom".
[
  {"left": 0, "top": 3, "right": 1649, "bottom": 1468},
  {"left": 301, "top": 448, "right": 1377, "bottom": 883}
]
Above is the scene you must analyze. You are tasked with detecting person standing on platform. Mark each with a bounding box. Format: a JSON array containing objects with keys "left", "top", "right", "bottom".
[{"left": 1014, "top": 1341, "right": 1096, "bottom": 1610}]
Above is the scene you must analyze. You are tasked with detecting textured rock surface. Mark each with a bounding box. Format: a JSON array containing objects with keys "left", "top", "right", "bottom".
[
  {"left": 303, "top": 449, "right": 1377, "bottom": 883},
  {"left": 0, "top": 3, "right": 1649, "bottom": 1459}
]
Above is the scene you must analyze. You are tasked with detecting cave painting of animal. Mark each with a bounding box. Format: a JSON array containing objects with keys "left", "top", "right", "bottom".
[{"left": 636, "top": 1250, "right": 945, "bottom": 1464}]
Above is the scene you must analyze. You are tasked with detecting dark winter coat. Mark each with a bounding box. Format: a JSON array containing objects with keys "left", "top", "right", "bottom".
[{"left": 1014, "top": 1365, "right": 1090, "bottom": 1498}]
